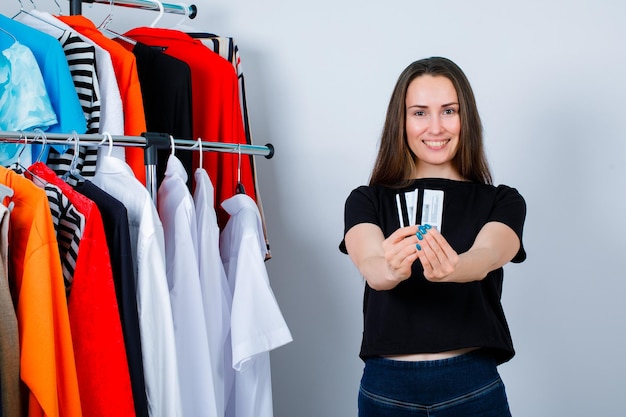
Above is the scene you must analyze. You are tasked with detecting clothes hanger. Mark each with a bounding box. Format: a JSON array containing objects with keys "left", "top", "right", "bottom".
[
  {"left": 61, "top": 131, "right": 86, "bottom": 182},
  {"left": 197, "top": 137, "right": 203, "bottom": 168},
  {"left": 0, "top": 27, "right": 17, "bottom": 45},
  {"left": 52, "top": 0, "right": 62, "bottom": 15},
  {"left": 169, "top": 134, "right": 176, "bottom": 157},
  {"left": 0, "top": 131, "right": 15, "bottom": 208},
  {"left": 11, "top": 0, "right": 31, "bottom": 19},
  {"left": 235, "top": 143, "right": 245, "bottom": 195},
  {"left": 97, "top": 0, "right": 115, "bottom": 29},
  {"left": 149, "top": 0, "right": 165, "bottom": 28},
  {"left": 23, "top": 129, "right": 52, "bottom": 188},
  {"left": 0, "top": 182, "right": 15, "bottom": 212},
  {"left": 12, "top": 0, "right": 67, "bottom": 32},
  {"left": 97, "top": 0, "right": 138, "bottom": 45},
  {"left": 170, "top": 1, "right": 193, "bottom": 30},
  {"left": 34, "top": 128, "right": 48, "bottom": 162},
  {"left": 8, "top": 132, "right": 29, "bottom": 174},
  {"left": 98, "top": 131, "right": 114, "bottom": 157}
]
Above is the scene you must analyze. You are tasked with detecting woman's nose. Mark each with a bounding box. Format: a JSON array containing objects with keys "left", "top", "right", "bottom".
[{"left": 428, "top": 115, "right": 444, "bottom": 134}]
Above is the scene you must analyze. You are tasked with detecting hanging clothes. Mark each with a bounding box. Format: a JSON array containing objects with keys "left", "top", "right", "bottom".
[
  {"left": 0, "top": 166, "right": 83, "bottom": 417},
  {"left": 193, "top": 167, "right": 232, "bottom": 417},
  {"left": 31, "top": 179, "right": 85, "bottom": 292},
  {"left": 0, "top": 15, "right": 86, "bottom": 135},
  {"left": 219, "top": 194, "right": 292, "bottom": 417},
  {"left": 28, "top": 162, "right": 136, "bottom": 417},
  {"left": 55, "top": 15, "right": 147, "bottom": 184},
  {"left": 0, "top": 202, "right": 21, "bottom": 417},
  {"left": 91, "top": 155, "right": 183, "bottom": 417},
  {"left": 23, "top": 10, "right": 123, "bottom": 136},
  {"left": 0, "top": 31, "right": 57, "bottom": 168},
  {"left": 157, "top": 155, "right": 219, "bottom": 417},
  {"left": 189, "top": 32, "right": 271, "bottom": 257},
  {"left": 73, "top": 180, "right": 148, "bottom": 417},
  {"left": 14, "top": 10, "right": 105, "bottom": 178},
  {"left": 122, "top": 27, "right": 256, "bottom": 228},
  {"left": 14, "top": 11, "right": 102, "bottom": 134},
  {"left": 0, "top": 38, "right": 57, "bottom": 132},
  {"left": 126, "top": 41, "right": 193, "bottom": 189}
]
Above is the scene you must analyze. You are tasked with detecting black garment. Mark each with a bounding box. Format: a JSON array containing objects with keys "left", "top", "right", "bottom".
[
  {"left": 131, "top": 42, "right": 193, "bottom": 190},
  {"left": 74, "top": 180, "right": 148, "bottom": 417},
  {"left": 340, "top": 179, "right": 527, "bottom": 365}
]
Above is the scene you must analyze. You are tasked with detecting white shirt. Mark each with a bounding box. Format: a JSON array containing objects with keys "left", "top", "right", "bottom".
[
  {"left": 92, "top": 155, "right": 182, "bottom": 417},
  {"left": 157, "top": 156, "right": 218, "bottom": 417},
  {"left": 220, "top": 194, "right": 293, "bottom": 417},
  {"left": 193, "top": 168, "right": 233, "bottom": 417}
]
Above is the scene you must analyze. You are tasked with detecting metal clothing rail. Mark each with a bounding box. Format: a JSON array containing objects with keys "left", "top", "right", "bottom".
[
  {"left": 69, "top": 0, "right": 198, "bottom": 19},
  {"left": 0, "top": 130, "right": 274, "bottom": 201}
]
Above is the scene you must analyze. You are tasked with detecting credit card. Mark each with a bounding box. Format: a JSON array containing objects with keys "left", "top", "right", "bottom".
[{"left": 421, "top": 189, "right": 444, "bottom": 232}]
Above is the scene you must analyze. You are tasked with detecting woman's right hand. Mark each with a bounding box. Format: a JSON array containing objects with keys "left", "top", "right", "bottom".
[
  {"left": 345, "top": 224, "right": 420, "bottom": 290},
  {"left": 382, "top": 225, "right": 421, "bottom": 283}
]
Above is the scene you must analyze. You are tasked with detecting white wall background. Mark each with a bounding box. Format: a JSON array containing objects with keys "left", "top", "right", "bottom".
[{"left": 2, "top": 1, "right": 625, "bottom": 416}]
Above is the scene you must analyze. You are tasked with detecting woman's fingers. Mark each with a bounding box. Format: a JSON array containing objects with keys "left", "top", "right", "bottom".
[{"left": 416, "top": 225, "right": 459, "bottom": 281}]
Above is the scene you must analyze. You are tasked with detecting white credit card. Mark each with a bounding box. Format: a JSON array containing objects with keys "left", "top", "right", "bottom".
[
  {"left": 396, "top": 189, "right": 418, "bottom": 228},
  {"left": 421, "top": 189, "right": 444, "bottom": 232}
]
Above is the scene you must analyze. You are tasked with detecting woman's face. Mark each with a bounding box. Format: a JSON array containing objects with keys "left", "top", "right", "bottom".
[{"left": 405, "top": 75, "right": 461, "bottom": 178}]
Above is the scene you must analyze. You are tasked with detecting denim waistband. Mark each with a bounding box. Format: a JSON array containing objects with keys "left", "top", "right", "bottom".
[{"left": 361, "top": 349, "right": 501, "bottom": 405}]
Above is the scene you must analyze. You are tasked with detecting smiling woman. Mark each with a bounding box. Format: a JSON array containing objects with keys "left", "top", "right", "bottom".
[
  {"left": 405, "top": 75, "right": 462, "bottom": 179},
  {"left": 339, "top": 57, "right": 527, "bottom": 417}
]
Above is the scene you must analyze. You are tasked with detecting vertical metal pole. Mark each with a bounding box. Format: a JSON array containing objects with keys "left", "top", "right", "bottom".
[
  {"left": 142, "top": 132, "right": 170, "bottom": 204},
  {"left": 69, "top": 0, "right": 82, "bottom": 15}
]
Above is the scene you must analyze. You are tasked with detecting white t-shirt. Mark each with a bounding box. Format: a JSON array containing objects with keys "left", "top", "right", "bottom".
[{"left": 220, "top": 194, "right": 292, "bottom": 417}]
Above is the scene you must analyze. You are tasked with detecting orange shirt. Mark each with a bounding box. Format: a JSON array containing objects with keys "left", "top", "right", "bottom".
[
  {"left": 56, "top": 15, "right": 147, "bottom": 185},
  {"left": 0, "top": 167, "right": 82, "bottom": 417}
]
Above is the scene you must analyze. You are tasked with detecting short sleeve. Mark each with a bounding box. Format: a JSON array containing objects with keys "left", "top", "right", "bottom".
[
  {"left": 490, "top": 185, "right": 527, "bottom": 263},
  {"left": 339, "top": 186, "right": 379, "bottom": 254}
]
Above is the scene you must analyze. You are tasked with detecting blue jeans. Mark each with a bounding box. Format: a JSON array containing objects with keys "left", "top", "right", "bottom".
[{"left": 358, "top": 350, "right": 512, "bottom": 417}]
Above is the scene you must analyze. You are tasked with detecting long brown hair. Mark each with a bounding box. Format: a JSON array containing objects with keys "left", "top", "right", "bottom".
[{"left": 369, "top": 57, "right": 492, "bottom": 187}]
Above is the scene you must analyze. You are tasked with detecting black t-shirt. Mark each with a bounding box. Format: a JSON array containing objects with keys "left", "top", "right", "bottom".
[{"left": 340, "top": 178, "right": 527, "bottom": 364}]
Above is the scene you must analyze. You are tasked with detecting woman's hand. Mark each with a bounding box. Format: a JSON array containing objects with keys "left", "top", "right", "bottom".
[
  {"left": 345, "top": 223, "right": 420, "bottom": 290},
  {"left": 415, "top": 225, "right": 460, "bottom": 282},
  {"left": 416, "top": 221, "right": 521, "bottom": 283},
  {"left": 382, "top": 225, "right": 422, "bottom": 283}
]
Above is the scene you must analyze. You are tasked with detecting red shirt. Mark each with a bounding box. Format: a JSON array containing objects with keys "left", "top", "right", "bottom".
[{"left": 28, "top": 163, "right": 136, "bottom": 417}]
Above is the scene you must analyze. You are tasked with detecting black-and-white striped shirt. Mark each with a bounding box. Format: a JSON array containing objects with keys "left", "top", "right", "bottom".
[{"left": 46, "top": 30, "right": 101, "bottom": 179}]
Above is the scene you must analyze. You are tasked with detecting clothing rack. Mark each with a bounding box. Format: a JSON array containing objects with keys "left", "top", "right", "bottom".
[
  {"left": 69, "top": 0, "right": 197, "bottom": 19},
  {"left": 0, "top": 130, "right": 274, "bottom": 200}
]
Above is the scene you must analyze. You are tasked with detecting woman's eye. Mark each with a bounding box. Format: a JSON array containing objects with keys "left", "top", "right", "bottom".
[
  {"left": 414, "top": 111, "right": 425, "bottom": 117},
  {"left": 442, "top": 108, "right": 458, "bottom": 117}
]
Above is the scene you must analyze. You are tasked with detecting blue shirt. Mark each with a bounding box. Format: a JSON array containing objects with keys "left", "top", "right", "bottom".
[{"left": 0, "top": 15, "right": 87, "bottom": 160}]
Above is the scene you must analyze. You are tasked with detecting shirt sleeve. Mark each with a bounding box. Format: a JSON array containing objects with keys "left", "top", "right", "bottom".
[
  {"left": 489, "top": 185, "right": 527, "bottom": 263},
  {"left": 339, "top": 186, "right": 379, "bottom": 254}
]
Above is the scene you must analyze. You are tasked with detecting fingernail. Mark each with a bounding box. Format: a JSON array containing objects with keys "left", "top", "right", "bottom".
[
  {"left": 418, "top": 226, "right": 427, "bottom": 234},
  {"left": 424, "top": 224, "right": 432, "bottom": 230},
  {"left": 416, "top": 232, "right": 423, "bottom": 240},
  {"left": 416, "top": 243, "right": 422, "bottom": 251}
]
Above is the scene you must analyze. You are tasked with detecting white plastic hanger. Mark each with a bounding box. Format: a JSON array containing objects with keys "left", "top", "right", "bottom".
[
  {"left": 197, "top": 137, "right": 203, "bottom": 167},
  {"left": 149, "top": 0, "right": 165, "bottom": 27},
  {"left": 100, "top": 131, "right": 114, "bottom": 156},
  {"left": 34, "top": 128, "right": 48, "bottom": 162},
  {"left": 61, "top": 131, "right": 86, "bottom": 182}
]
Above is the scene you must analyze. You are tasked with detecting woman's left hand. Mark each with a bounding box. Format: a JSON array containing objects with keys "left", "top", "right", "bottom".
[{"left": 415, "top": 225, "right": 459, "bottom": 282}]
